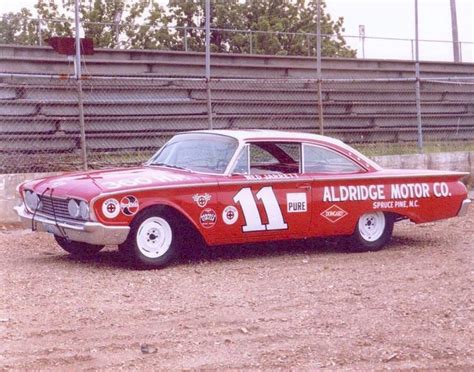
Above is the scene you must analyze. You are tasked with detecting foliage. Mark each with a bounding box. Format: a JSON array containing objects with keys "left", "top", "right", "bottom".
[
  {"left": 0, "top": 8, "right": 39, "bottom": 45},
  {"left": 0, "top": 0, "right": 356, "bottom": 58}
]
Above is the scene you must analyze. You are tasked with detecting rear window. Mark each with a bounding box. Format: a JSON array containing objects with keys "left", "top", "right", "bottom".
[{"left": 303, "top": 145, "right": 362, "bottom": 173}]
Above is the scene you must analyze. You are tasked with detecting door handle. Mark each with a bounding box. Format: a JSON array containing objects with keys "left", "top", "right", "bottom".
[{"left": 298, "top": 184, "right": 311, "bottom": 190}]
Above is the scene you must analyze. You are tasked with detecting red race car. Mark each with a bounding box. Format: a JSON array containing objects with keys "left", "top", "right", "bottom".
[{"left": 15, "top": 130, "right": 471, "bottom": 269}]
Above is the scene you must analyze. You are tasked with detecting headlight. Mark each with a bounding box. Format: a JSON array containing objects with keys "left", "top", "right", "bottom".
[
  {"left": 25, "top": 190, "right": 41, "bottom": 211},
  {"left": 79, "top": 200, "right": 89, "bottom": 220},
  {"left": 68, "top": 199, "right": 80, "bottom": 218}
]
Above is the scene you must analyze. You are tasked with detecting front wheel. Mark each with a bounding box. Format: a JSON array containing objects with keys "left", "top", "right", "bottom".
[
  {"left": 119, "top": 208, "right": 179, "bottom": 269},
  {"left": 54, "top": 235, "right": 104, "bottom": 258},
  {"left": 349, "top": 212, "right": 394, "bottom": 252}
]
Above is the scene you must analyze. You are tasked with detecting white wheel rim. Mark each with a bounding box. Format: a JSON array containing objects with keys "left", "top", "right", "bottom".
[
  {"left": 136, "top": 217, "right": 172, "bottom": 258},
  {"left": 358, "top": 212, "right": 385, "bottom": 242}
]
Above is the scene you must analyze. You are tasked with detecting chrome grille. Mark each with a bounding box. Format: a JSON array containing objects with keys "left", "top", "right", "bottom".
[{"left": 37, "top": 196, "right": 73, "bottom": 221}]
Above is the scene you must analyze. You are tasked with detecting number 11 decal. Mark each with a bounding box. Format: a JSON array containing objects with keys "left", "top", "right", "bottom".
[{"left": 233, "top": 186, "right": 288, "bottom": 232}]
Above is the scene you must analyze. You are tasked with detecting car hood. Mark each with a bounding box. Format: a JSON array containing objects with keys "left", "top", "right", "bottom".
[
  {"left": 89, "top": 166, "right": 204, "bottom": 192},
  {"left": 24, "top": 166, "right": 206, "bottom": 200}
]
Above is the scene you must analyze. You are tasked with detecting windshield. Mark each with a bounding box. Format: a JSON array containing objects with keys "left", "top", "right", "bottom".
[{"left": 148, "top": 133, "right": 239, "bottom": 174}]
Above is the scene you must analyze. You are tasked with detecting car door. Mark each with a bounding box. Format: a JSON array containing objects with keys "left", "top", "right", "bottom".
[
  {"left": 302, "top": 143, "right": 368, "bottom": 237},
  {"left": 215, "top": 142, "right": 313, "bottom": 245}
]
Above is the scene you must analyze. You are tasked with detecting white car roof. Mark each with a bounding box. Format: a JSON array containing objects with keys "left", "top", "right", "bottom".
[
  {"left": 191, "top": 129, "right": 342, "bottom": 145},
  {"left": 188, "top": 129, "right": 381, "bottom": 170}
]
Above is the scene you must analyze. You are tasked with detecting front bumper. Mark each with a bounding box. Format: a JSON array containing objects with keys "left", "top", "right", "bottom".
[
  {"left": 457, "top": 198, "right": 471, "bottom": 217},
  {"left": 14, "top": 204, "right": 130, "bottom": 246}
]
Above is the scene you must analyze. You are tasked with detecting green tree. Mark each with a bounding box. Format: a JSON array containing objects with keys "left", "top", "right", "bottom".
[
  {"left": 125, "top": 1, "right": 174, "bottom": 50},
  {"left": 35, "top": 0, "right": 73, "bottom": 42},
  {"left": 167, "top": 0, "right": 356, "bottom": 57},
  {"left": 0, "top": 0, "right": 356, "bottom": 57},
  {"left": 302, "top": 0, "right": 355, "bottom": 57},
  {"left": 209, "top": 1, "right": 248, "bottom": 53},
  {"left": 34, "top": 0, "right": 172, "bottom": 49},
  {"left": 241, "top": 0, "right": 355, "bottom": 56},
  {"left": 0, "top": 8, "right": 40, "bottom": 45},
  {"left": 36, "top": 0, "right": 130, "bottom": 48},
  {"left": 167, "top": 0, "right": 206, "bottom": 52}
]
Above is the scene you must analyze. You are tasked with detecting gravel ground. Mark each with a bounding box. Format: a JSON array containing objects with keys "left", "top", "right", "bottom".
[{"left": 1, "top": 209, "right": 473, "bottom": 370}]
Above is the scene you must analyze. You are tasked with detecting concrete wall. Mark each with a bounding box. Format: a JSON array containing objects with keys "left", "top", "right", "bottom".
[
  {"left": 2, "top": 152, "right": 472, "bottom": 224},
  {"left": 372, "top": 151, "right": 473, "bottom": 186}
]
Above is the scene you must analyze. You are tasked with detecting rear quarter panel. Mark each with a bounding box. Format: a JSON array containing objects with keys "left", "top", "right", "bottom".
[{"left": 310, "top": 171, "right": 468, "bottom": 237}]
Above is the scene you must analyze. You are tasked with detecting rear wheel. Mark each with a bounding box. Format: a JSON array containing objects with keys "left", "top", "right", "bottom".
[
  {"left": 54, "top": 235, "right": 104, "bottom": 258},
  {"left": 119, "top": 207, "right": 180, "bottom": 269},
  {"left": 349, "top": 212, "right": 394, "bottom": 252}
]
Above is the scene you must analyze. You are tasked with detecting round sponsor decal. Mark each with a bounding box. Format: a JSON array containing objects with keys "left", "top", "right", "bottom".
[
  {"left": 200, "top": 208, "right": 217, "bottom": 229},
  {"left": 102, "top": 198, "right": 120, "bottom": 219},
  {"left": 193, "top": 193, "right": 211, "bottom": 208},
  {"left": 222, "top": 205, "right": 239, "bottom": 225},
  {"left": 120, "top": 195, "right": 139, "bottom": 216}
]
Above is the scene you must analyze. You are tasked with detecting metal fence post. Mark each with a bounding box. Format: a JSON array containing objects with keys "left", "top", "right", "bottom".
[
  {"left": 184, "top": 27, "right": 188, "bottom": 52},
  {"left": 205, "top": 0, "right": 213, "bottom": 129},
  {"left": 316, "top": 0, "right": 324, "bottom": 135},
  {"left": 249, "top": 31, "right": 253, "bottom": 54},
  {"left": 76, "top": 79, "right": 88, "bottom": 170},
  {"left": 414, "top": 0, "right": 423, "bottom": 152},
  {"left": 74, "top": 0, "right": 88, "bottom": 170},
  {"left": 37, "top": 19, "right": 42, "bottom": 46},
  {"left": 450, "top": 0, "right": 460, "bottom": 62},
  {"left": 114, "top": 22, "right": 120, "bottom": 48}
]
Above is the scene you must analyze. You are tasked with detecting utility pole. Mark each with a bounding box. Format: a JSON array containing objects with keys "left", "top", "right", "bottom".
[
  {"left": 414, "top": 0, "right": 423, "bottom": 152},
  {"left": 114, "top": 9, "right": 122, "bottom": 49},
  {"left": 359, "top": 25, "right": 365, "bottom": 59},
  {"left": 316, "top": 0, "right": 324, "bottom": 135},
  {"left": 205, "top": 0, "right": 213, "bottom": 129},
  {"left": 450, "top": 0, "right": 460, "bottom": 62},
  {"left": 74, "top": 0, "right": 82, "bottom": 80}
]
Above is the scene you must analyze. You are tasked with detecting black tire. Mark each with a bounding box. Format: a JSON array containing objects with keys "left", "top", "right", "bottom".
[
  {"left": 349, "top": 212, "right": 394, "bottom": 252},
  {"left": 54, "top": 235, "right": 104, "bottom": 258},
  {"left": 118, "top": 207, "right": 181, "bottom": 269}
]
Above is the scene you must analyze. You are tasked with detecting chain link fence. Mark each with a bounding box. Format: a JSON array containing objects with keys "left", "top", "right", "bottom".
[
  {"left": 6, "top": 17, "right": 474, "bottom": 63},
  {"left": 1, "top": 72, "right": 473, "bottom": 174}
]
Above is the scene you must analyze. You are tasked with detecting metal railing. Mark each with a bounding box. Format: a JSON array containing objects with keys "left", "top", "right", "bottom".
[{"left": 12, "top": 17, "right": 474, "bottom": 62}]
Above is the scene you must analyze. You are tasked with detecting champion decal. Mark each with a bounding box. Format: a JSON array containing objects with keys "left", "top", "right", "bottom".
[
  {"left": 222, "top": 206, "right": 239, "bottom": 225},
  {"left": 102, "top": 198, "right": 120, "bottom": 219},
  {"left": 192, "top": 193, "right": 212, "bottom": 208}
]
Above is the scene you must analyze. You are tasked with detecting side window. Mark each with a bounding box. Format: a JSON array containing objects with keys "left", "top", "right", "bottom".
[
  {"left": 250, "top": 145, "right": 279, "bottom": 165},
  {"left": 303, "top": 145, "right": 363, "bottom": 173},
  {"left": 231, "top": 142, "right": 301, "bottom": 175},
  {"left": 275, "top": 143, "right": 300, "bottom": 166},
  {"left": 249, "top": 143, "right": 300, "bottom": 175},
  {"left": 233, "top": 146, "right": 249, "bottom": 174}
]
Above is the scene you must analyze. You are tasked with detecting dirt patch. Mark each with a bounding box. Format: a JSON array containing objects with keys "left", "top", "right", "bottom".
[{"left": 1, "top": 210, "right": 473, "bottom": 369}]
